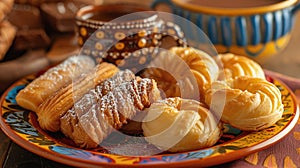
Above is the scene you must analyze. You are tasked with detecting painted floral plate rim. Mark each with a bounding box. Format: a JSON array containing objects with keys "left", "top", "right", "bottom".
[{"left": 0, "top": 74, "right": 299, "bottom": 168}]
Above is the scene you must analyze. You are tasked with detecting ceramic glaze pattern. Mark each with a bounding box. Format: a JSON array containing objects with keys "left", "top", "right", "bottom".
[
  {"left": 175, "top": 7, "right": 294, "bottom": 57},
  {"left": 152, "top": 0, "right": 300, "bottom": 63}
]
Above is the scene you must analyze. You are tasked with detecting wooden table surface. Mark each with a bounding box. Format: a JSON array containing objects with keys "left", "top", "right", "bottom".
[{"left": 1, "top": 5, "right": 300, "bottom": 168}]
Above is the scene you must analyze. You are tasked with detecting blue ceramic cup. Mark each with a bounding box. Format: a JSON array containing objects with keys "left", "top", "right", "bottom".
[{"left": 152, "top": 0, "right": 300, "bottom": 63}]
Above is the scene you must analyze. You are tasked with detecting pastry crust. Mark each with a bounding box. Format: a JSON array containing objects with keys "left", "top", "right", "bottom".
[
  {"left": 0, "top": 0, "right": 14, "bottom": 22},
  {"left": 16, "top": 56, "right": 95, "bottom": 112},
  {"left": 37, "top": 62, "right": 119, "bottom": 132},
  {"left": 169, "top": 47, "right": 219, "bottom": 98},
  {"left": 205, "top": 76, "right": 284, "bottom": 131},
  {"left": 142, "top": 47, "right": 218, "bottom": 101},
  {"left": 60, "top": 74, "right": 161, "bottom": 148},
  {"left": 0, "top": 20, "right": 16, "bottom": 60},
  {"left": 60, "top": 70, "right": 136, "bottom": 147},
  {"left": 218, "top": 53, "right": 265, "bottom": 80},
  {"left": 142, "top": 97, "right": 222, "bottom": 152}
]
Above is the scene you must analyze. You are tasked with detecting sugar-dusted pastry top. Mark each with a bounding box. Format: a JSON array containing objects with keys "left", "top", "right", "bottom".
[
  {"left": 60, "top": 72, "right": 161, "bottom": 148},
  {"left": 205, "top": 76, "right": 284, "bottom": 131},
  {"left": 14, "top": 45, "right": 284, "bottom": 152},
  {"left": 16, "top": 55, "right": 96, "bottom": 112},
  {"left": 142, "top": 97, "right": 222, "bottom": 152},
  {"left": 60, "top": 70, "right": 137, "bottom": 148}
]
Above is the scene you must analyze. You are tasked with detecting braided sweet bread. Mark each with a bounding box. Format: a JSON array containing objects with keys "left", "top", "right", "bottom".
[
  {"left": 60, "top": 74, "right": 161, "bottom": 148},
  {"left": 205, "top": 76, "right": 284, "bottom": 131},
  {"left": 142, "top": 97, "right": 222, "bottom": 152}
]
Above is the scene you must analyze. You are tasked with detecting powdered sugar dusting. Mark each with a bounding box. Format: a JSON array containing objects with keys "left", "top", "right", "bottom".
[
  {"left": 21, "top": 55, "right": 95, "bottom": 102},
  {"left": 60, "top": 69, "right": 161, "bottom": 148}
]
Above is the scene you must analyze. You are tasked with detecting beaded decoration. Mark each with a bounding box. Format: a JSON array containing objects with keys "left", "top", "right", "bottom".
[{"left": 78, "top": 14, "right": 186, "bottom": 72}]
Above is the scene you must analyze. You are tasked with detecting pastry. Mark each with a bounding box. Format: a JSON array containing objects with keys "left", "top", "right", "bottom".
[
  {"left": 169, "top": 47, "right": 219, "bottom": 95},
  {"left": 205, "top": 76, "right": 284, "bottom": 131},
  {"left": 142, "top": 47, "right": 219, "bottom": 101},
  {"left": 37, "top": 62, "right": 119, "bottom": 132},
  {"left": 60, "top": 75, "right": 161, "bottom": 148},
  {"left": 16, "top": 55, "right": 95, "bottom": 112},
  {"left": 0, "top": 20, "right": 16, "bottom": 60},
  {"left": 0, "top": 0, "right": 14, "bottom": 22},
  {"left": 217, "top": 53, "right": 265, "bottom": 80},
  {"left": 142, "top": 97, "right": 222, "bottom": 152}
]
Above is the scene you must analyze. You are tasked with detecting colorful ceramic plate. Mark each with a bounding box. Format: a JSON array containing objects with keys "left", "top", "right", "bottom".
[{"left": 0, "top": 74, "right": 299, "bottom": 167}]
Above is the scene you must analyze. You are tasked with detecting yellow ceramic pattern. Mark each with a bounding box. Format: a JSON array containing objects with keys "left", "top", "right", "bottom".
[
  {"left": 215, "top": 34, "right": 291, "bottom": 63},
  {"left": 172, "top": 0, "right": 298, "bottom": 15}
]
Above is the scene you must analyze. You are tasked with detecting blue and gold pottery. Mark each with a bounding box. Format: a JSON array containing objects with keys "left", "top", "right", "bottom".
[{"left": 152, "top": 0, "right": 300, "bottom": 63}]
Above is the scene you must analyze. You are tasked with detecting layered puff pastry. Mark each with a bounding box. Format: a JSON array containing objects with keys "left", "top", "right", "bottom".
[
  {"left": 37, "top": 62, "right": 119, "bottom": 132},
  {"left": 142, "top": 97, "right": 222, "bottom": 152},
  {"left": 16, "top": 55, "right": 96, "bottom": 112},
  {"left": 205, "top": 76, "right": 284, "bottom": 131},
  {"left": 60, "top": 70, "right": 161, "bottom": 148}
]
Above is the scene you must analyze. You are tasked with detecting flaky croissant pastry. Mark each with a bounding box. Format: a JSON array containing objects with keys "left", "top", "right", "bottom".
[
  {"left": 60, "top": 74, "right": 161, "bottom": 148},
  {"left": 16, "top": 55, "right": 95, "bottom": 112},
  {"left": 217, "top": 53, "right": 265, "bottom": 80},
  {"left": 142, "top": 97, "right": 222, "bottom": 152},
  {"left": 205, "top": 76, "right": 284, "bottom": 131},
  {"left": 37, "top": 62, "right": 118, "bottom": 132}
]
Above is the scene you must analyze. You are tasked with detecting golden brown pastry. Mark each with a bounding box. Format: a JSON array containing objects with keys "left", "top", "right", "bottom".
[
  {"left": 217, "top": 53, "right": 265, "bottom": 80},
  {"left": 205, "top": 76, "right": 284, "bottom": 131},
  {"left": 37, "top": 62, "right": 118, "bottom": 132},
  {"left": 60, "top": 75, "right": 161, "bottom": 148},
  {"left": 142, "top": 97, "right": 222, "bottom": 152},
  {"left": 16, "top": 55, "right": 95, "bottom": 112},
  {"left": 59, "top": 70, "right": 136, "bottom": 148},
  {"left": 0, "top": 20, "right": 16, "bottom": 60},
  {"left": 142, "top": 47, "right": 219, "bottom": 101},
  {"left": 0, "top": 0, "right": 14, "bottom": 21}
]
